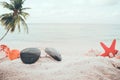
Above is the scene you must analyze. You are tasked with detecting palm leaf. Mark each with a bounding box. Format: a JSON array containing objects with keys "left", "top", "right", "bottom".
[
  {"left": 21, "top": 7, "right": 31, "bottom": 10},
  {"left": 0, "top": 13, "right": 16, "bottom": 32},
  {"left": 16, "top": 16, "right": 21, "bottom": 32},
  {"left": 0, "top": 13, "right": 13, "bottom": 29},
  {"left": 14, "top": 15, "right": 21, "bottom": 32},
  {"left": 19, "top": 11, "right": 29, "bottom": 19},
  {"left": 0, "top": 2, "right": 14, "bottom": 10},
  {"left": 19, "top": 16, "right": 28, "bottom": 33}
]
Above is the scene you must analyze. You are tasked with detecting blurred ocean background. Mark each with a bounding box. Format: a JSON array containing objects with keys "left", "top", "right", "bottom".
[{"left": 0, "top": 23, "right": 120, "bottom": 52}]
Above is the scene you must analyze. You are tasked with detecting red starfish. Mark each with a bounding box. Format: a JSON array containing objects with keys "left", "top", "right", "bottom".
[
  {"left": 100, "top": 39, "right": 118, "bottom": 57},
  {"left": 0, "top": 44, "right": 20, "bottom": 60}
]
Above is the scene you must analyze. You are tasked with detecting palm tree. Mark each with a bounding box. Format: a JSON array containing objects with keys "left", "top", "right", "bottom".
[{"left": 0, "top": 0, "right": 30, "bottom": 41}]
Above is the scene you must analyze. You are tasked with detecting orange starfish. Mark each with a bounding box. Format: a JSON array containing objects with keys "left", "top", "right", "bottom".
[
  {"left": 100, "top": 39, "right": 118, "bottom": 57},
  {"left": 0, "top": 44, "right": 20, "bottom": 60}
]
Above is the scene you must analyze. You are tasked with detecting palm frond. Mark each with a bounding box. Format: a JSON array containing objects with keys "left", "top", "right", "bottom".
[
  {"left": 0, "top": 13, "right": 16, "bottom": 32},
  {"left": 17, "top": 22, "right": 21, "bottom": 32},
  {"left": 0, "top": 2, "right": 14, "bottom": 10},
  {"left": 0, "top": 14, "right": 13, "bottom": 30},
  {"left": 19, "top": 11, "right": 29, "bottom": 19},
  {"left": 0, "top": 13, "right": 13, "bottom": 29},
  {"left": 19, "top": 16, "right": 28, "bottom": 33},
  {"left": 21, "top": 7, "right": 31, "bottom": 10},
  {"left": 14, "top": 15, "right": 21, "bottom": 32}
]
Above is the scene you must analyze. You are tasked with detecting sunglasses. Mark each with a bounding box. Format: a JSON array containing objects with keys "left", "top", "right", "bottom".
[{"left": 20, "top": 47, "right": 62, "bottom": 64}]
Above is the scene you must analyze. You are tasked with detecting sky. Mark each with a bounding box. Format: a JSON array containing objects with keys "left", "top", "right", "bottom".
[{"left": 0, "top": 0, "right": 120, "bottom": 24}]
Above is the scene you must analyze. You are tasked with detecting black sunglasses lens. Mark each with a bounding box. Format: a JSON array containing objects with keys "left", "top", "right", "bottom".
[{"left": 20, "top": 48, "right": 41, "bottom": 64}]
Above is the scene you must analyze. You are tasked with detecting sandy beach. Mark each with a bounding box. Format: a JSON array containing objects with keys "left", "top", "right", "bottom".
[{"left": 0, "top": 42, "right": 120, "bottom": 80}]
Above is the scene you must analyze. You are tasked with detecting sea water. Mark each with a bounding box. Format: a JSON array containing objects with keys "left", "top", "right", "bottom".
[{"left": 0, "top": 23, "right": 120, "bottom": 50}]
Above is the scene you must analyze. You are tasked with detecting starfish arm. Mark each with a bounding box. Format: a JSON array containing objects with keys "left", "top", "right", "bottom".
[
  {"left": 110, "top": 39, "right": 118, "bottom": 55},
  {"left": 100, "top": 42, "right": 109, "bottom": 51},
  {"left": 110, "top": 39, "right": 116, "bottom": 50},
  {"left": 100, "top": 42, "right": 110, "bottom": 57}
]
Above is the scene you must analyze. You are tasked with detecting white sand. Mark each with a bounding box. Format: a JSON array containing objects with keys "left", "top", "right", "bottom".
[
  {"left": 0, "top": 41, "right": 120, "bottom": 80},
  {"left": 0, "top": 48, "right": 120, "bottom": 80}
]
